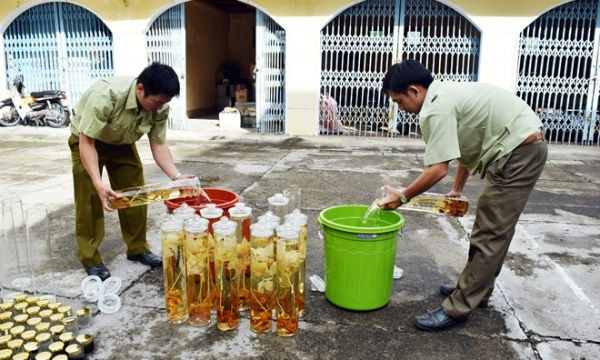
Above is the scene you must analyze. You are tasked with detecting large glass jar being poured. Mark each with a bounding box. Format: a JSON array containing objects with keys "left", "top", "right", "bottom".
[{"left": 212, "top": 217, "right": 240, "bottom": 331}]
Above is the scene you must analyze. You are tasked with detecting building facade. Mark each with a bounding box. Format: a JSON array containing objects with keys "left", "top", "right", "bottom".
[{"left": 1, "top": 0, "right": 598, "bottom": 144}]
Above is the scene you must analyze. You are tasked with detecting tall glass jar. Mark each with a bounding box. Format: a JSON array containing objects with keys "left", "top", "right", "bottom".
[
  {"left": 274, "top": 224, "right": 301, "bottom": 337},
  {"left": 284, "top": 209, "right": 308, "bottom": 318},
  {"left": 249, "top": 223, "right": 275, "bottom": 333},
  {"left": 267, "top": 193, "right": 289, "bottom": 220},
  {"left": 160, "top": 215, "right": 187, "bottom": 324},
  {"left": 228, "top": 203, "right": 252, "bottom": 311},
  {"left": 212, "top": 217, "right": 240, "bottom": 331},
  {"left": 199, "top": 204, "right": 224, "bottom": 309},
  {"left": 183, "top": 216, "right": 211, "bottom": 327}
]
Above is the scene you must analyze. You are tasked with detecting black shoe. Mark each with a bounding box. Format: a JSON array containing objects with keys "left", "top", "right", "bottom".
[
  {"left": 127, "top": 251, "right": 163, "bottom": 268},
  {"left": 439, "top": 284, "right": 489, "bottom": 308},
  {"left": 414, "top": 307, "right": 467, "bottom": 331},
  {"left": 85, "top": 263, "right": 111, "bottom": 281}
]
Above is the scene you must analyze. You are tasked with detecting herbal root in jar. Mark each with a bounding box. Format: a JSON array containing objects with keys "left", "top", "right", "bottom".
[
  {"left": 184, "top": 216, "right": 211, "bottom": 327},
  {"left": 161, "top": 215, "right": 188, "bottom": 324},
  {"left": 284, "top": 209, "right": 308, "bottom": 318},
  {"left": 229, "top": 202, "right": 253, "bottom": 311},
  {"left": 213, "top": 217, "right": 240, "bottom": 331},
  {"left": 249, "top": 223, "right": 275, "bottom": 333},
  {"left": 274, "top": 224, "right": 301, "bottom": 337}
]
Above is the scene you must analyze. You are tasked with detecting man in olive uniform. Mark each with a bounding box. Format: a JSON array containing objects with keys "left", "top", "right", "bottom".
[
  {"left": 379, "top": 60, "right": 547, "bottom": 331},
  {"left": 69, "top": 62, "right": 190, "bottom": 280}
]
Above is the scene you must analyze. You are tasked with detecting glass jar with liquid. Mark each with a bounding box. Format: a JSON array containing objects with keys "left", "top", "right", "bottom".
[{"left": 160, "top": 215, "right": 188, "bottom": 324}]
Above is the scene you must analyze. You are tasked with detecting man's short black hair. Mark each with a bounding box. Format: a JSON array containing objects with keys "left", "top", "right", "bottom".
[
  {"left": 137, "top": 62, "right": 180, "bottom": 98},
  {"left": 382, "top": 60, "right": 434, "bottom": 94}
]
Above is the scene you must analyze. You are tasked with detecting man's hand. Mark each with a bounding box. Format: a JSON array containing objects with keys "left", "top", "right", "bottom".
[
  {"left": 95, "top": 183, "right": 120, "bottom": 212},
  {"left": 446, "top": 190, "right": 463, "bottom": 198},
  {"left": 378, "top": 185, "right": 403, "bottom": 210}
]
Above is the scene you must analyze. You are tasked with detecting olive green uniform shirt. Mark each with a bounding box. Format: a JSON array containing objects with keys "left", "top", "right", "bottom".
[
  {"left": 419, "top": 80, "right": 541, "bottom": 177},
  {"left": 70, "top": 76, "right": 169, "bottom": 144}
]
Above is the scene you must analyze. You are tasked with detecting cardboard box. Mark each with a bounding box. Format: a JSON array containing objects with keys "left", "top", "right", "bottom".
[
  {"left": 219, "top": 108, "right": 241, "bottom": 129},
  {"left": 235, "top": 89, "right": 248, "bottom": 102}
]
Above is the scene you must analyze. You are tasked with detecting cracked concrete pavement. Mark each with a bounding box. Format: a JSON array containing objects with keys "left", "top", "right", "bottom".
[{"left": 0, "top": 121, "right": 599, "bottom": 359}]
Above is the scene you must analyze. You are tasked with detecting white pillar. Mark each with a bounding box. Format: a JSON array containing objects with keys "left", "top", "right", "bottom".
[
  {"left": 275, "top": 16, "right": 326, "bottom": 136},
  {"left": 473, "top": 16, "right": 536, "bottom": 92},
  {"left": 105, "top": 20, "right": 149, "bottom": 76}
]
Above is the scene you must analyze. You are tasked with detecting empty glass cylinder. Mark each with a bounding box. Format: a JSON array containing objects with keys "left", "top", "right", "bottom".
[
  {"left": 267, "top": 193, "right": 289, "bottom": 220},
  {"left": 1, "top": 197, "right": 33, "bottom": 298}
]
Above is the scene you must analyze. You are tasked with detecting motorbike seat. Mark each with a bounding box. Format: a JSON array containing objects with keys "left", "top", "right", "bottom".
[{"left": 30, "top": 90, "right": 62, "bottom": 98}]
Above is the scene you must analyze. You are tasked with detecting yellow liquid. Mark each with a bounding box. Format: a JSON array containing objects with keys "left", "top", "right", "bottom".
[
  {"left": 110, "top": 188, "right": 202, "bottom": 210},
  {"left": 402, "top": 194, "right": 469, "bottom": 217},
  {"left": 184, "top": 231, "right": 211, "bottom": 326},
  {"left": 162, "top": 231, "right": 188, "bottom": 324},
  {"left": 249, "top": 234, "right": 275, "bottom": 333},
  {"left": 275, "top": 238, "right": 300, "bottom": 337},
  {"left": 215, "top": 233, "right": 240, "bottom": 331}
]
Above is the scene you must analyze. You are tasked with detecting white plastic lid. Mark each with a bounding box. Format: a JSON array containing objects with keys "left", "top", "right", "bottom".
[
  {"left": 184, "top": 215, "right": 209, "bottom": 232},
  {"left": 284, "top": 209, "right": 308, "bottom": 226},
  {"left": 228, "top": 202, "right": 252, "bottom": 218},
  {"left": 199, "top": 203, "right": 223, "bottom": 219},
  {"left": 257, "top": 211, "right": 281, "bottom": 228},
  {"left": 268, "top": 193, "right": 289, "bottom": 206},
  {"left": 97, "top": 293, "right": 121, "bottom": 314},
  {"left": 250, "top": 222, "right": 274, "bottom": 238},
  {"left": 80, "top": 275, "right": 102, "bottom": 293},
  {"left": 212, "top": 216, "right": 237, "bottom": 236},
  {"left": 81, "top": 278, "right": 104, "bottom": 303},
  {"left": 160, "top": 215, "right": 183, "bottom": 232},
  {"left": 173, "top": 203, "right": 196, "bottom": 221},
  {"left": 276, "top": 223, "right": 300, "bottom": 240},
  {"left": 103, "top": 276, "right": 122, "bottom": 295}
]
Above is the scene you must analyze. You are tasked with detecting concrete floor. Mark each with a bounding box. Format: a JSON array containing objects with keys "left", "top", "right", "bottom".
[{"left": 0, "top": 121, "right": 599, "bottom": 359}]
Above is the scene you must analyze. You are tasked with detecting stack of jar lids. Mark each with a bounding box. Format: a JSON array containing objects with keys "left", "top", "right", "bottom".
[
  {"left": 0, "top": 293, "right": 95, "bottom": 359},
  {"left": 80, "top": 275, "right": 122, "bottom": 314}
]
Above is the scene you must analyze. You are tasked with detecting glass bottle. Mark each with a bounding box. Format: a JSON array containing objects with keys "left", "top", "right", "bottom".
[
  {"left": 284, "top": 209, "right": 308, "bottom": 318},
  {"left": 249, "top": 222, "right": 275, "bottom": 333},
  {"left": 160, "top": 215, "right": 188, "bottom": 324},
  {"left": 267, "top": 193, "right": 289, "bottom": 220},
  {"left": 274, "top": 224, "right": 301, "bottom": 337},
  {"left": 1, "top": 197, "right": 32, "bottom": 296},
  {"left": 199, "top": 203, "right": 224, "bottom": 309},
  {"left": 183, "top": 216, "right": 211, "bottom": 327},
  {"left": 212, "top": 217, "right": 240, "bottom": 331},
  {"left": 228, "top": 202, "right": 252, "bottom": 311}
]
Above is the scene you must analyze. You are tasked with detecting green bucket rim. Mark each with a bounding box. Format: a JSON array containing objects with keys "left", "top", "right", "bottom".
[{"left": 318, "top": 204, "right": 405, "bottom": 234}]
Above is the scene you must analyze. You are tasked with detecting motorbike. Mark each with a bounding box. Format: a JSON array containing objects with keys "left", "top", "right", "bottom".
[{"left": 0, "top": 81, "right": 71, "bottom": 128}]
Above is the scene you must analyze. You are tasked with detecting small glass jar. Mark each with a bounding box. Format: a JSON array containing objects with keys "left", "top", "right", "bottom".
[
  {"left": 10, "top": 295, "right": 27, "bottom": 303},
  {"left": 58, "top": 332, "right": 74, "bottom": 345},
  {"left": 13, "top": 314, "right": 28, "bottom": 326},
  {"left": 75, "top": 308, "right": 91, "bottom": 329},
  {"left": 0, "top": 349, "right": 12, "bottom": 360},
  {"left": 0, "top": 312, "right": 11, "bottom": 322},
  {"left": 20, "top": 329, "right": 36, "bottom": 342},
  {"left": 61, "top": 317, "right": 77, "bottom": 334},
  {"left": 35, "top": 299, "right": 50, "bottom": 310},
  {"left": 0, "top": 322, "right": 14, "bottom": 335},
  {"left": 56, "top": 306, "right": 71, "bottom": 317},
  {"left": 74, "top": 334, "right": 93, "bottom": 355},
  {"left": 9, "top": 326, "right": 25, "bottom": 338},
  {"left": 26, "top": 306, "right": 41, "bottom": 317},
  {"left": 13, "top": 303, "right": 27, "bottom": 314},
  {"left": 35, "top": 333, "right": 51, "bottom": 351},
  {"left": 7, "top": 338, "right": 24, "bottom": 353},
  {"left": 12, "top": 352, "right": 29, "bottom": 360},
  {"left": 23, "top": 341, "right": 40, "bottom": 357},
  {"left": 35, "top": 322, "right": 50, "bottom": 333},
  {"left": 64, "top": 343, "right": 84, "bottom": 360},
  {"left": 26, "top": 316, "right": 42, "bottom": 329},
  {"left": 47, "top": 341, "right": 64, "bottom": 356},
  {"left": 38, "top": 310, "right": 52, "bottom": 320},
  {"left": 0, "top": 301, "right": 13, "bottom": 313},
  {"left": 25, "top": 296, "right": 40, "bottom": 306},
  {"left": 52, "top": 354, "right": 68, "bottom": 360},
  {"left": 46, "top": 303, "right": 60, "bottom": 312},
  {"left": 49, "top": 325, "right": 64, "bottom": 341},
  {"left": 34, "top": 351, "right": 52, "bottom": 360},
  {"left": 0, "top": 334, "right": 11, "bottom": 349},
  {"left": 49, "top": 313, "right": 64, "bottom": 324}
]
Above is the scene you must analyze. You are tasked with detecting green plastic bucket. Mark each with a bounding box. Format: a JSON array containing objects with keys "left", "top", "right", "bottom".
[{"left": 318, "top": 205, "right": 405, "bottom": 310}]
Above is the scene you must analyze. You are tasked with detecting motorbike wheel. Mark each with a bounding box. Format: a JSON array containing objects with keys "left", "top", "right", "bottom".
[
  {"left": 46, "top": 103, "right": 70, "bottom": 128},
  {"left": 0, "top": 103, "right": 20, "bottom": 127}
]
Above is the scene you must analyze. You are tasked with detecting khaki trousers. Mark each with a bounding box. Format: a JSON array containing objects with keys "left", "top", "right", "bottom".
[
  {"left": 69, "top": 134, "right": 149, "bottom": 268},
  {"left": 442, "top": 140, "right": 548, "bottom": 318}
]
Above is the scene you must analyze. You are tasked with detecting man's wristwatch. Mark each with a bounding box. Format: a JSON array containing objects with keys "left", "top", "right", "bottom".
[
  {"left": 171, "top": 172, "right": 182, "bottom": 181},
  {"left": 399, "top": 192, "right": 409, "bottom": 205}
]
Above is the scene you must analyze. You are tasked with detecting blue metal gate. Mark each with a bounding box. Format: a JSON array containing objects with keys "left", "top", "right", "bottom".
[
  {"left": 320, "top": 0, "right": 480, "bottom": 137},
  {"left": 517, "top": 0, "right": 600, "bottom": 145},
  {"left": 3, "top": 2, "right": 113, "bottom": 106},
  {"left": 147, "top": 4, "right": 187, "bottom": 131},
  {"left": 256, "top": 10, "right": 286, "bottom": 134}
]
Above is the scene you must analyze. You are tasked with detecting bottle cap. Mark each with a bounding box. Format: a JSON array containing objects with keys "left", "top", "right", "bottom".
[
  {"left": 250, "top": 222, "right": 274, "bottom": 238},
  {"left": 199, "top": 203, "right": 223, "bottom": 219},
  {"left": 103, "top": 276, "right": 122, "bottom": 295},
  {"left": 256, "top": 211, "right": 281, "bottom": 228},
  {"left": 81, "top": 276, "right": 104, "bottom": 303},
  {"left": 284, "top": 209, "right": 308, "bottom": 226},
  {"left": 276, "top": 223, "right": 300, "bottom": 240}
]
